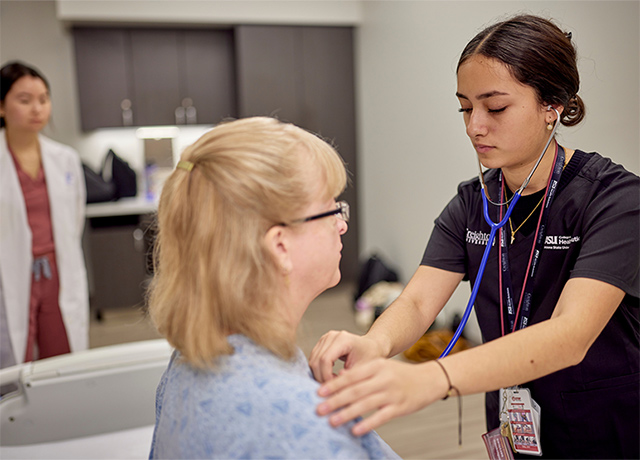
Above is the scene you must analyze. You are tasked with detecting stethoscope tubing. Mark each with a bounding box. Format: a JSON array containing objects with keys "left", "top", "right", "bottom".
[
  {"left": 438, "top": 108, "right": 560, "bottom": 358},
  {"left": 439, "top": 192, "right": 520, "bottom": 357}
]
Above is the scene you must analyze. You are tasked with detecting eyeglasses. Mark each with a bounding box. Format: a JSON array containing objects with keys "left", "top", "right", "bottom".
[{"left": 288, "top": 201, "right": 350, "bottom": 225}]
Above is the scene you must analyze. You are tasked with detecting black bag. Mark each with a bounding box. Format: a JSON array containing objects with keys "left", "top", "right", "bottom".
[
  {"left": 102, "top": 149, "right": 137, "bottom": 199},
  {"left": 355, "top": 254, "right": 400, "bottom": 302},
  {"left": 83, "top": 164, "right": 116, "bottom": 203}
]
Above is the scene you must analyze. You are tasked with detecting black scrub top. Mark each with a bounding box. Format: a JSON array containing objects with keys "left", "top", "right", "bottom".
[{"left": 422, "top": 151, "right": 639, "bottom": 459}]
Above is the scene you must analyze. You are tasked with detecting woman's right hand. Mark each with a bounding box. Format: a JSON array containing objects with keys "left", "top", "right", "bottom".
[{"left": 309, "top": 330, "right": 387, "bottom": 383}]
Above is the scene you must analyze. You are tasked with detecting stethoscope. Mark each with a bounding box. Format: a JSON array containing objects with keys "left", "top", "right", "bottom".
[{"left": 439, "top": 107, "right": 561, "bottom": 358}]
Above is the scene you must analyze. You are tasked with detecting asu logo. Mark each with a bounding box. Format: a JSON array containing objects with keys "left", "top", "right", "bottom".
[{"left": 544, "top": 235, "right": 580, "bottom": 249}]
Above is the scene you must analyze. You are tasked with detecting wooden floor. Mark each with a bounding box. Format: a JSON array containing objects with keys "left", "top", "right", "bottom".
[{"left": 90, "top": 283, "right": 489, "bottom": 459}]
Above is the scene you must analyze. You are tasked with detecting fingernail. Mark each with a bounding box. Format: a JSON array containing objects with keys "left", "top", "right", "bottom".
[
  {"left": 353, "top": 425, "right": 366, "bottom": 436},
  {"left": 318, "top": 386, "right": 329, "bottom": 397},
  {"left": 330, "top": 414, "right": 342, "bottom": 426},
  {"left": 317, "top": 403, "right": 329, "bottom": 415}
]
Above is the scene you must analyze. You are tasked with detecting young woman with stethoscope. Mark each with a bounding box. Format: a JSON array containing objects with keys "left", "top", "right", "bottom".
[{"left": 309, "top": 15, "right": 639, "bottom": 459}]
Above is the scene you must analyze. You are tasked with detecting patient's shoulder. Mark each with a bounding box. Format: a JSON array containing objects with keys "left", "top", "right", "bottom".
[{"left": 157, "top": 348, "right": 399, "bottom": 459}]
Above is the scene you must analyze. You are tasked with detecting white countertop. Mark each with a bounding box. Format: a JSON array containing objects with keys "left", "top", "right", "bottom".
[{"left": 86, "top": 196, "right": 158, "bottom": 218}]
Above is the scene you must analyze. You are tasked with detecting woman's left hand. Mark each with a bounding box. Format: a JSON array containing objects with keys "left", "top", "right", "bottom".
[{"left": 316, "top": 358, "right": 448, "bottom": 435}]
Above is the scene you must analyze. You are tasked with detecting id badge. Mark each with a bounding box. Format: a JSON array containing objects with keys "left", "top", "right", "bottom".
[
  {"left": 482, "top": 427, "right": 515, "bottom": 460},
  {"left": 499, "top": 387, "right": 542, "bottom": 456}
]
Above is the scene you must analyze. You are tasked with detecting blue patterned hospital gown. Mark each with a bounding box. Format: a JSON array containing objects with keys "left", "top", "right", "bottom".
[{"left": 149, "top": 334, "right": 400, "bottom": 459}]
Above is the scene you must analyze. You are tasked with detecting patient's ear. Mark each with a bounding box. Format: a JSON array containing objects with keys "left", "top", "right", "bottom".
[{"left": 264, "top": 225, "right": 293, "bottom": 273}]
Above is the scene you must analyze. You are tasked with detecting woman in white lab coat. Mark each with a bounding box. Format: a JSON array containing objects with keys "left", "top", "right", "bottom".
[{"left": 0, "top": 61, "right": 88, "bottom": 368}]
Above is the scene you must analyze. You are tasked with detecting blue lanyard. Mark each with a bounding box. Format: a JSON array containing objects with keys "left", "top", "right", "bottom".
[{"left": 499, "top": 144, "right": 565, "bottom": 334}]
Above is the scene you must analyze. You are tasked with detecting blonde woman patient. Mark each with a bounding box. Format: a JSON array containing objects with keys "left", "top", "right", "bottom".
[{"left": 147, "top": 117, "right": 399, "bottom": 459}]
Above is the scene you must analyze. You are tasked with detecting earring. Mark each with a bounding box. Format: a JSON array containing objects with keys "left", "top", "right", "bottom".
[{"left": 547, "top": 122, "right": 554, "bottom": 131}]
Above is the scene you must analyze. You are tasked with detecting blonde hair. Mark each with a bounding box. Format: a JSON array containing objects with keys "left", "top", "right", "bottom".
[{"left": 147, "top": 117, "right": 347, "bottom": 368}]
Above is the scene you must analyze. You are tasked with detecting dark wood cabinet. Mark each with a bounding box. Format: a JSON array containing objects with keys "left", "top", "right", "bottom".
[
  {"left": 181, "top": 29, "right": 236, "bottom": 125},
  {"left": 85, "top": 215, "right": 152, "bottom": 316},
  {"left": 235, "top": 26, "right": 302, "bottom": 121},
  {"left": 128, "top": 29, "right": 182, "bottom": 127},
  {"left": 73, "top": 27, "right": 236, "bottom": 130},
  {"left": 73, "top": 28, "right": 133, "bottom": 130}
]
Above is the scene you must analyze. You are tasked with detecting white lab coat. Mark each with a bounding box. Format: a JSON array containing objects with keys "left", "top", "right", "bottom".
[{"left": 0, "top": 129, "right": 89, "bottom": 365}]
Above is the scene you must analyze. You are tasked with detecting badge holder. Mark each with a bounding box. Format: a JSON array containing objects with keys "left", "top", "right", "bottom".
[
  {"left": 482, "top": 427, "right": 515, "bottom": 460},
  {"left": 496, "top": 386, "right": 543, "bottom": 456}
]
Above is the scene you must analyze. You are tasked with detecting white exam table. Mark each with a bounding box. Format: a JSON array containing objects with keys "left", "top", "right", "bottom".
[{"left": 0, "top": 339, "right": 172, "bottom": 459}]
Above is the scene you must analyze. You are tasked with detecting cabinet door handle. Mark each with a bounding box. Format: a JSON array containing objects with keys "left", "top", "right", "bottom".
[
  {"left": 133, "top": 228, "right": 145, "bottom": 252},
  {"left": 121, "top": 99, "right": 133, "bottom": 126},
  {"left": 186, "top": 106, "right": 197, "bottom": 125},
  {"left": 181, "top": 98, "right": 197, "bottom": 125},
  {"left": 175, "top": 106, "right": 186, "bottom": 125}
]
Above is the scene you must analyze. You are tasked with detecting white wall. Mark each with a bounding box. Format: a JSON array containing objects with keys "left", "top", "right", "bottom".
[{"left": 356, "top": 1, "right": 639, "bottom": 337}]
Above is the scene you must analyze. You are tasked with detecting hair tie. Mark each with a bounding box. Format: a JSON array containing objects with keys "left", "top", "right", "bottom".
[
  {"left": 177, "top": 160, "right": 194, "bottom": 172},
  {"left": 565, "top": 31, "right": 572, "bottom": 40}
]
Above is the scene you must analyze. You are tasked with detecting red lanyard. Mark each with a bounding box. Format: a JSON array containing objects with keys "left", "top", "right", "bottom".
[{"left": 498, "top": 144, "right": 565, "bottom": 335}]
